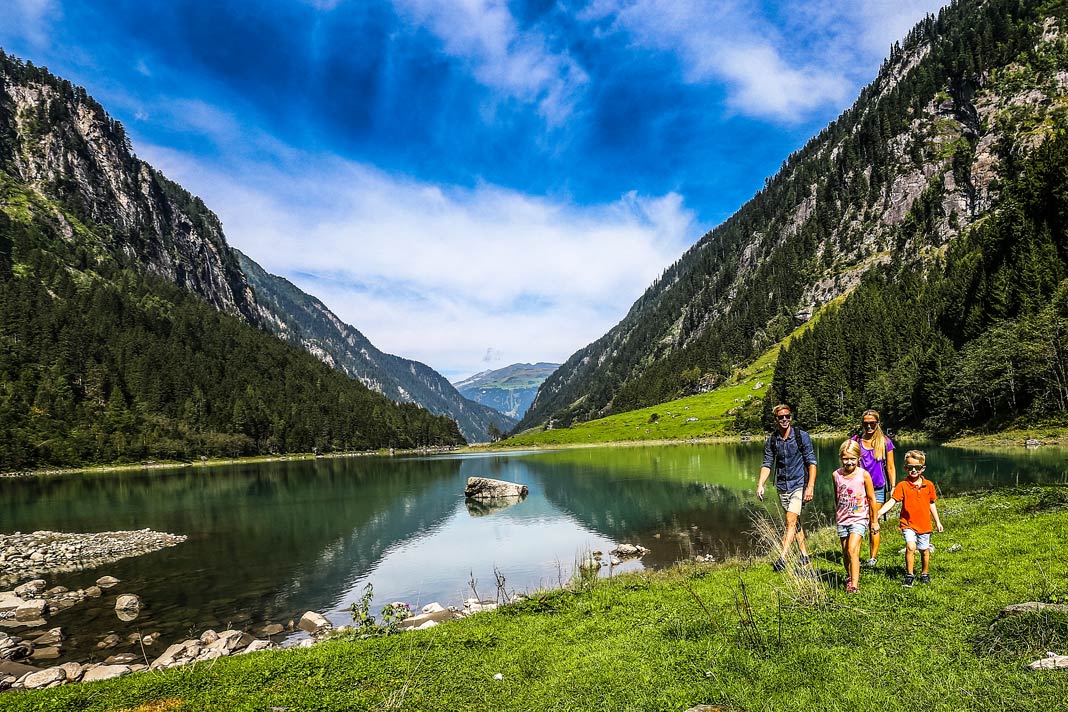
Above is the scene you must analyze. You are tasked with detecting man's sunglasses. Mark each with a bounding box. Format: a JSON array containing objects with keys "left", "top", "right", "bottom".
[{"left": 775, "top": 414, "right": 792, "bottom": 421}]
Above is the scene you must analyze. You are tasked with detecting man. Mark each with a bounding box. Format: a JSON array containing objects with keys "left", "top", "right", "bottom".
[{"left": 756, "top": 403, "right": 818, "bottom": 571}]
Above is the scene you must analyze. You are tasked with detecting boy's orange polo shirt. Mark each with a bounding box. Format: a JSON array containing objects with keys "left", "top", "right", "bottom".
[{"left": 890, "top": 477, "right": 937, "bottom": 533}]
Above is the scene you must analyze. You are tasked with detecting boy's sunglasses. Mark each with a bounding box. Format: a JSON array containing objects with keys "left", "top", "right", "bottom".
[{"left": 905, "top": 465, "right": 925, "bottom": 472}]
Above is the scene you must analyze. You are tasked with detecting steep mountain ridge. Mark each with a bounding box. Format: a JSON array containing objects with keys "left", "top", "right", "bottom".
[
  {"left": 453, "top": 362, "right": 558, "bottom": 419},
  {"left": 0, "top": 58, "right": 258, "bottom": 323},
  {"left": 237, "top": 252, "right": 516, "bottom": 442},
  {"left": 0, "top": 50, "right": 507, "bottom": 444},
  {"left": 520, "top": 0, "right": 1068, "bottom": 431}
]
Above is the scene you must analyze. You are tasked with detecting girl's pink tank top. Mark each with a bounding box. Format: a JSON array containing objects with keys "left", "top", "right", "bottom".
[{"left": 834, "top": 468, "right": 869, "bottom": 526}]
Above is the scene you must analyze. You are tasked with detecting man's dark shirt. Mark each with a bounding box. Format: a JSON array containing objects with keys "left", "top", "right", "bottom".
[{"left": 762, "top": 427, "right": 818, "bottom": 492}]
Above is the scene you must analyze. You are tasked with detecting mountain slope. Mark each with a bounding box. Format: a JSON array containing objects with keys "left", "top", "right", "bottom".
[
  {"left": 0, "top": 51, "right": 466, "bottom": 468},
  {"left": 236, "top": 252, "right": 516, "bottom": 442},
  {"left": 520, "top": 0, "right": 1068, "bottom": 431},
  {"left": 453, "top": 362, "right": 559, "bottom": 419}
]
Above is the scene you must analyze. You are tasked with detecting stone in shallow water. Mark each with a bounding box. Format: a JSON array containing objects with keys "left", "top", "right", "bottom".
[
  {"left": 297, "top": 611, "right": 330, "bottom": 634},
  {"left": 14, "top": 600, "right": 47, "bottom": 622},
  {"left": 464, "top": 477, "right": 528, "bottom": 500},
  {"left": 29, "top": 647, "right": 60, "bottom": 660},
  {"left": 95, "top": 576, "right": 120, "bottom": 589},
  {"left": 13, "top": 580, "right": 46, "bottom": 598}
]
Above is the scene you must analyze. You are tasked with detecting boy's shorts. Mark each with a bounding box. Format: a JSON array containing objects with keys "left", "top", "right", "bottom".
[
  {"left": 902, "top": 528, "right": 932, "bottom": 550},
  {"left": 837, "top": 522, "right": 868, "bottom": 538},
  {"left": 778, "top": 488, "right": 804, "bottom": 515}
]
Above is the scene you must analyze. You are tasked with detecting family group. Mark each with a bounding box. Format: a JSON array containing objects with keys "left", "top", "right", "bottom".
[{"left": 755, "top": 404, "right": 944, "bottom": 593}]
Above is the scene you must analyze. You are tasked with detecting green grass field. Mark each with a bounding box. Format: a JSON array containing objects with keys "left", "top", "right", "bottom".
[
  {"left": 495, "top": 298, "right": 844, "bottom": 449},
  {"left": 7, "top": 486, "right": 1066, "bottom": 711}
]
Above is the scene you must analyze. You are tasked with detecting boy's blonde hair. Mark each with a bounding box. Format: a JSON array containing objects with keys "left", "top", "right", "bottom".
[
  {"left": 904, "top": 449, "right": 926, "bottom": 464},
  {"left": 839, "top": 440, "right": 862, "bottom": 458}
]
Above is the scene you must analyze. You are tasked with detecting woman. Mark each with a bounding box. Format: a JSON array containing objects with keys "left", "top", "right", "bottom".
[{"left": 852, "top": 409, "right": 896, "bottom": 567}]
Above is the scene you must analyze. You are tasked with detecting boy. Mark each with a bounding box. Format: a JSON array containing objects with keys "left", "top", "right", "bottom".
[{"left": 874, "top": 449, "right": 943, "bottom": 587}]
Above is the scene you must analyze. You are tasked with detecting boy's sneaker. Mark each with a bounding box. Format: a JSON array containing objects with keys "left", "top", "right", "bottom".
[
  {"left": 772, "top": 558, "right": 787, "bottom": 573},
  {"left": 864, "top": 557, "right": 878, "bottom": 568},
  {"left": 903, "top": 574, "right": 915, "bottom": 588},
  {"left": 919, "top": 573, "right": 931, "bottom": 584}
]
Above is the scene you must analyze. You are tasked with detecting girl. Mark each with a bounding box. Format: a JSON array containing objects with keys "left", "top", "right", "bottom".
[
  {"left": 835, "top": 440, "right": 879, "bottom": 593},
  {"left": 852, "top": 409, "right": 896, "bottom": 567}
]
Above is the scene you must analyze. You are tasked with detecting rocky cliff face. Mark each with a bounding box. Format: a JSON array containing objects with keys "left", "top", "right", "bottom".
[
  {"left": 0, "top": 56, "right": 258, "bottom": 323},
  {"left": 520, "top": 0, "right": 1068, "bottom": 430}
]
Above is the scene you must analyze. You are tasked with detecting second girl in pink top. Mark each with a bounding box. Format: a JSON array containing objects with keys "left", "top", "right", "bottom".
[{"left": 834, "top": 440, "right": 879, "bottom": 593}]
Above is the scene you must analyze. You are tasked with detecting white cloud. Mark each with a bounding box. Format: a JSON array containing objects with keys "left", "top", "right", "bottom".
[
  {"left": 3, "top": 0, "right": 61, "bottom": 48},
  {"left": 391, "top": 0, "right": 588, "bottom": 123},
  {"left": 137, "top": 143, "right": 699, "bottom": 380},
  {"left": 579, "top": 0, "right": 948, "bottom": 122}
]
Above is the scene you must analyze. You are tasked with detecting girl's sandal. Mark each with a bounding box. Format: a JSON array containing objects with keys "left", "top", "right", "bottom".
[{"left": 846, "top": 583, "right": 860, "bottom": 594}]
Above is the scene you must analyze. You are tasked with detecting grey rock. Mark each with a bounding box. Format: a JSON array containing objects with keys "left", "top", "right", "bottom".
[
  {"left": 59, "top": 662, "right": 83, "bottom": 681},
  {"left": 610, "top": 544, "right": 650, "bottom": 558},
  {"left": 13, "top": 580, "right": 46, "bottom": 597},
  {"left": 29, "top": 646, "right": 60, "bottom": 660},
  {"left": 32, "top": 627, "right": 65, "bottom": 645},
  {"left": 22, "top": 667, "right": 65, "bottom": 690},
  {"left": 115, "top": 594, "right": 141, "bottom": 611},
  {"left": 84, "top": 586, "right": 102, "bottom": 598},
  {"left": 297, "top": 611, "right": 331, "bottom": 634},
  {"left": 399, "top": 608, "right": 461, "bottom": 629},
  {"left": 14, "top": 599, "right": 48, "bottom": 622},
  {"left": 240, "top": 639, "right": 275, "bottom": 654},
  {"left": 261, "top": 623, "right": 284, "bottom": 636},
  {"left": 81, "top": 664, "right": 131, "bottom": 683},
  {"left": 199, "top": 629, "right": 219, "bottom": 645},
  {"left": 96, "top": 633, "right": 121, "bottom": 649},
  {"left": 0, "top": 592, "right": 22, "bottom": 614},
  {"left": 104, "top": 653, "right": 138, "bottom": 664},
  {"left": 95, "top": 576, "right": 120, "bottom": 588},
  {"left": 1001, "top": 602, "right": 1068, "bottom": 617},
  {"left": 464, "top": 477, "right": 528, "bottom": 500},
  {"left": 1029, "top": 653, "right": 1068, "bottom": 670}
]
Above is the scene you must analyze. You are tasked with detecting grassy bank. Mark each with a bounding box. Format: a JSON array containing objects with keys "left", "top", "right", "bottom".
[{"left": 6, "top": 487, "right": 1067, "bottom": 712}]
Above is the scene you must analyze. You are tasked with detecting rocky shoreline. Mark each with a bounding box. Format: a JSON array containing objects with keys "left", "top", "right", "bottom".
[
  {"left": 0, "top": 530, "right": 187, "bottom": 587},
  {"left": 0, "top": 582, "right": 509, "bottom": 693}
]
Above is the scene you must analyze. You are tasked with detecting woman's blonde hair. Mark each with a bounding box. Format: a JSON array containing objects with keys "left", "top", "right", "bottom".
[
  {"left": 839, "top": 439, "right": 862, "bottom": 459},
  {"left": 861, "top": 409, "right": 887, "bottom": 461}
]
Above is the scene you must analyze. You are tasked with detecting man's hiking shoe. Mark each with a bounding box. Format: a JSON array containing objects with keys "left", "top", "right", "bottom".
[
  {"left": 903, "top": 574, "right": 915, "bottom": 588},
  {"left": 919, "top": 573, "right": 931, "bottom": 584},
  {"left": 864, "top": 557, "right": 878, "bottom": 568},
  {"left": 772, "top": 558, "right": 787, "bottom": 573},
  {"left": 798, "top": 554, "right": 812, "bottom": 567}
]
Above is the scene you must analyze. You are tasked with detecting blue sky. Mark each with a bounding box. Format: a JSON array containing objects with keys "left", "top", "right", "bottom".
[{"left": 2, "top": 0, "right": 948, "bottom": 380}]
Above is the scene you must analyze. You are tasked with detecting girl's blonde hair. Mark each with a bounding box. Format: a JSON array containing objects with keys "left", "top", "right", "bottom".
[
  {"left": 839, "top": 439, "right": 862, "bottom": 459},
  {"left": 861, "top": 409, "right": 887, "bottom": 461}
]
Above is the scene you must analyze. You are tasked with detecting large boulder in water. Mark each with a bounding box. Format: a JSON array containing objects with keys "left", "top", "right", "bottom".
[{"left": 464, "top": 477, "right": 528, "bottom": 500}]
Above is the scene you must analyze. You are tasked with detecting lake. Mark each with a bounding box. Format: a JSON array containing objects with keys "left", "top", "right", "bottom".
[{"left": 2, "top": 441, "right": 1066, "bottom": 662}]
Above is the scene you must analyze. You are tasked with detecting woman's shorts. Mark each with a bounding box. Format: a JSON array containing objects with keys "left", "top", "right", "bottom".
[
  {"left": 874, "top": 486, "right": 887, "bottom": 504},
  {"left": 778, "top": 488, "right": 804, "bottom": 515},
  {"left": 902, "top": 528, "right": 932, "bottom": 550},
  {"left": 837, "top": 522, "right": 868, "bottom": 538}
]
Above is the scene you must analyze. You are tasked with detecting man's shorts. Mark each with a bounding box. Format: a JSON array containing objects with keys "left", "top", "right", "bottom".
[
  {"left": 837, "top": 522, "right": 868, "bottom": 538},
  {"left": 902, "top": 528, "right": 932, "bottom": 550},
  {"left": 778, "top": 488, "right": 804, "bottom": 515}
]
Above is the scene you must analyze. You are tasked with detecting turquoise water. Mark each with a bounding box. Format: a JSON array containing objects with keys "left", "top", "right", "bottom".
[{"left": 1, "top": 441, "right": 1065, "bottom": 662}]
